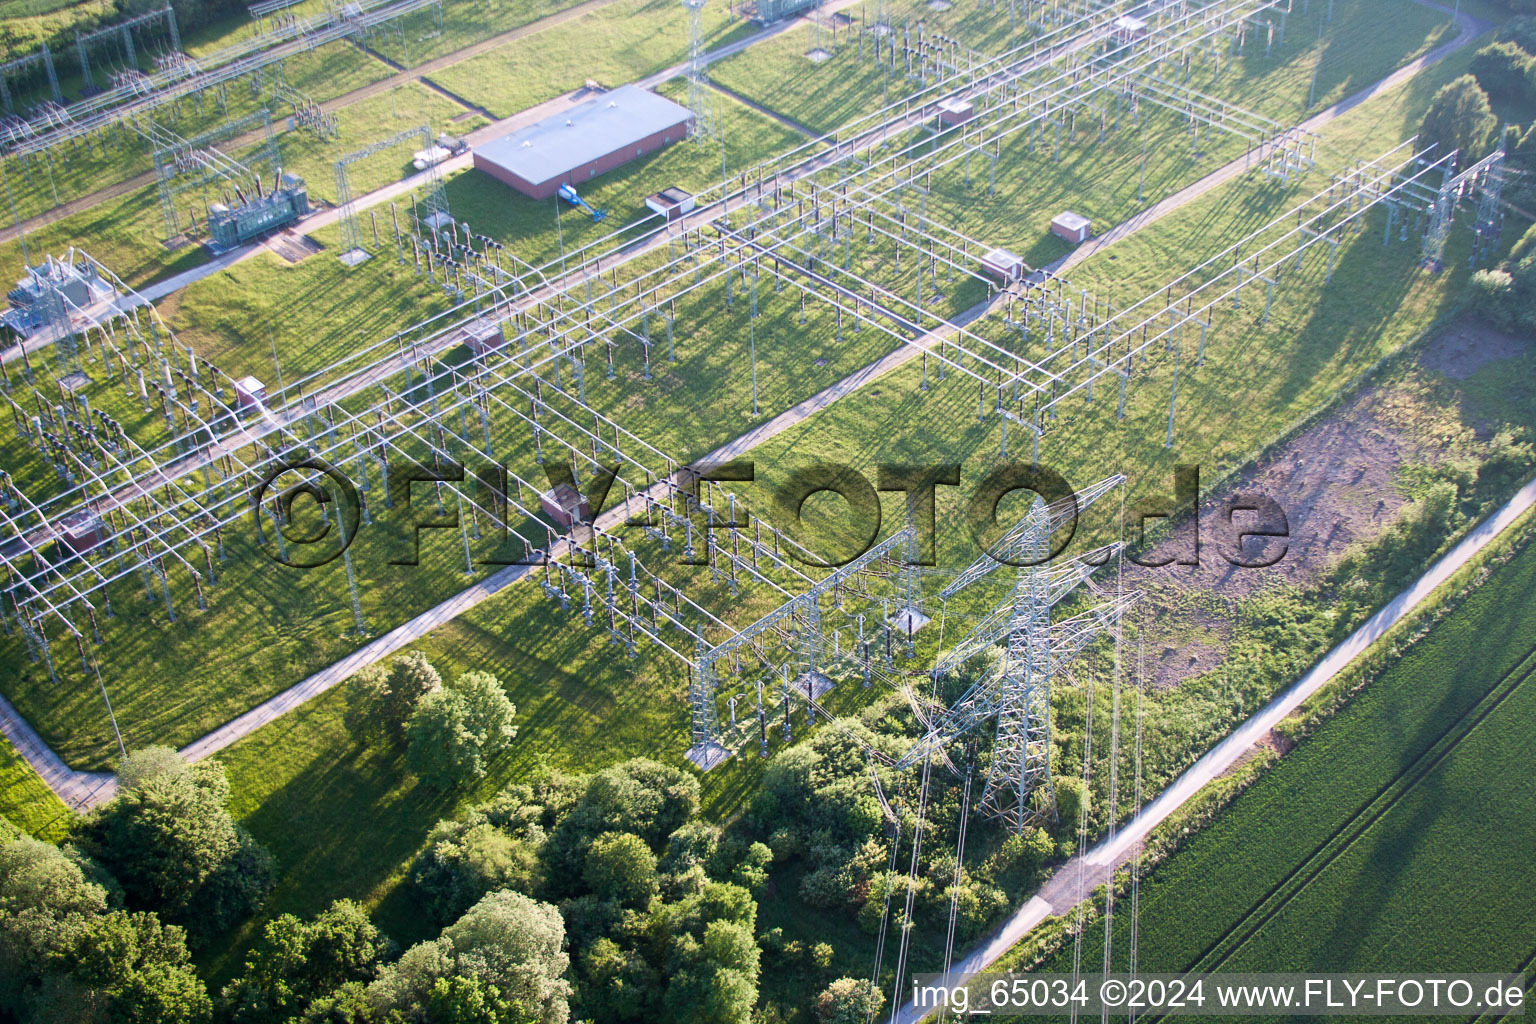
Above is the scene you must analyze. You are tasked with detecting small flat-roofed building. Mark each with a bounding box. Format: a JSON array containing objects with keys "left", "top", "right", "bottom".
[
  {"left": 58, "top": 512, "right": 104, "bottom": 554},
  {"left": 1050, "top": 211, "right": 1092, "bottom": 244},
  {"left": 473, "top": 85, "right": 693, "bottom": 199},
  {"left": 463, "top": 316, "right": 506, "bottom": 356},
  {"left": 980, "top": 248, "right": 1025, "bottom": 284},
  {"left": 646, "top": 186, "right": 696, "bottom": 221},
  {"left": 1113, "top": 14, "right": 1148, "bottom": 44},
  {"left": 541, "top": 483, "right": 591, "bottom": 528},
  {"left": 937, "top": 98, "right": 974, "bottom": 127},
  {"left": 234, "top": 375, "right": 267, "bottom": 410}
]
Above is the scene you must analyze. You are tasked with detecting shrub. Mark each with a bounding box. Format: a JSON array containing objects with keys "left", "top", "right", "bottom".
[
  {"left": 1470, "top": 41, "right": 1536, "bottom": 102},
  {"left": 998, "top": 826, "right": 1054, "bottom": 875},
  {"left": 815, "top": 978, "right": 885, "bottom": 1024},
  {"left": 766, "top": 827, "right": 802, "bottom": 861},
  {"left": 797, "top": 865, "right": 846, "bottom": 909},
  {"left": 406, "top": 671, "right": 517, "bottom": 788},
  {"left": 344, "top": 652, "right": 442, "bottom": 744},
  {"left": 1419, "top": 76, "right": 1498, "bottom": 163},
  {"left": 1053, "top": 774, "right": 1090, "bottom": 830}
]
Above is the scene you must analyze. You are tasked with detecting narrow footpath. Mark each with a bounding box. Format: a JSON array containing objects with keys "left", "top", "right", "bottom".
[
  {"left": 0, "top": 0, "right": 1494, "bottom": 814},
  {"left": 892, "top": 470, "right": 1536, "bottom": 1022}
]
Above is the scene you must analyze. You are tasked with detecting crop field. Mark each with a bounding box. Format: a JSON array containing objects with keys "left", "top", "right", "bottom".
[
  {"left": 2, "top": 0, "right": 1533, "bottom": 1018},
  {"left": 1001, "top": 512, "right": 1536, "bottom": 989},
  {"left": 167, "top": 73, "right": 1536, "bottom": 987}
]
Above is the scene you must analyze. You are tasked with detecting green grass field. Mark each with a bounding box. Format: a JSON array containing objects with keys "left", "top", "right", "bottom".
[
  {"left": 2, "top": 0, "right": 1531, "bottom": 1002},
  {"left": 0, "top": 77, "right": 453, "bottom": 294},
  {"left": 0, "top": 40, "right": 395, "bottom": 225},
  {"left": 159, "top": 56, "right": 1536, "bottom": 994},
  {"left": 708, "top": 0, "right": 1454, "bottom": 146},
  {"left": 1002, "top": 513, "right": 1536, "bottom": 990},
  {"left": 439, "top": 81, "right": 809, "bottom": 269},
  {"left": 0, "top": 736, "right": 70, "bottom": 842},
  {"left": 363, "top": 0, "right": 597, "bottom": 67},
  {"left": 261, "top": 81, "right": 488, "bottom": 206},
  {"left": 0, "top": 0, "right": 1505, "bottom": 786},
  {"left": 422, "top": 0, "right": 754, "bottom": 119}
]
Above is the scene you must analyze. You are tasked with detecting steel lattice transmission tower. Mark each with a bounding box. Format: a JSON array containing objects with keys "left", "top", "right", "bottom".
[
  {"left": 682, "top": 0, "right": 715, "bottom": 143},
  {"left": 901, "top": 476, "right": 1136, "bottom": 832}
]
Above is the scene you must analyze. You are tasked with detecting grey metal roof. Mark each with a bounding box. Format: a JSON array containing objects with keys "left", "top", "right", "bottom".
[{"left": 473, "top": 85, "right": 692, "bottom": 186}]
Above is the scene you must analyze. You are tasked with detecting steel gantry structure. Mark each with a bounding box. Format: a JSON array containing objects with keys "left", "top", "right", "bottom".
[
  {"left": 0, "top": 0, "right": 442, "bottom": 156},
  {"left": 333, "top": 124, "right": 450, "bottom": 264},
  {"left": 1, "top": 0, "right": 1511, "bottom": 782}
]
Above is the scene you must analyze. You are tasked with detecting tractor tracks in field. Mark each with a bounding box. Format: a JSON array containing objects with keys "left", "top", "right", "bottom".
[
  {"left": 1467, "top": 945, "right": 1536, "bottom": 1024},
  {"left": 1152, "top": 640, "right": 1536, "bottom": 1002}
]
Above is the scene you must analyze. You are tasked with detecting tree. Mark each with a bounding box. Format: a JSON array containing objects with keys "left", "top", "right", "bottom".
[
  {"left": 407, "top": 672, "right": 518, "bottom": 788},
  {"left": 578, "top": 938, "right": 659, "bottom": 1023},
  {"left": 77, "top": 751, "right": 273, "bottom": 940},
  {"left": 413, "top": 819, "right": 545, "bottom": 925},
  {"left": 426, "top": 974, "right": 526, "bottom": 1024},
  {"left": 1499, "top": 15, "right": 1536, "bottom": 53},
  {"left": 345, "top": 652, "right": 443, "bottom": 744},
  {"left": 0, "top": 837, "right": 114, "bottom": 1016},
  {"left": 726, "top": 842, "right": 772, "bottom": 897},
  {"left": 50, "top": 910, "right": 212, "bottom": 1024},
  {"left": 439, "top": 890, "right": 572, "bottom": 1024},
  {"left": 583, "top": 832, "right": 660, "bottom": 909},
  {"left": 662, "top": 920, "right": 760, "bottom": 1024},
  {"left": 226, "top": 900, "right": 391, "bottom": 1021},
  {"left": 1419, "top": 76, "right": 1498, "bottom": 164},
  {"left": 815, "top": 978, "right": 885, "bottom": 1024},
  {"left": 365, "top": 937, "right": 457, "bottom": 1016},
  {"left": 1471, "top": 41, "right": 1536, "bottom": 102},
  {"left": 115, "top": 746, "right": 187, "bottom": 792},
  {"left": 299, "top": 982, "right": 377, "bottom": 1023}
]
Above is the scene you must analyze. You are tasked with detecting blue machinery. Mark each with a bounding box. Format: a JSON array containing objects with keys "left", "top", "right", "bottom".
[{"left": 558, "top": 182, "right": 606, "bottom": 222}]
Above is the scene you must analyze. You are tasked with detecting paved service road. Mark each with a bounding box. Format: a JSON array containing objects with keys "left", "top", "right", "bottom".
[
  {"left": 891, "top": 469, "right": 1536, "bottom": 1023},
  {"left": 0, "top": 0, "right": 1498, "bottom": 815}
]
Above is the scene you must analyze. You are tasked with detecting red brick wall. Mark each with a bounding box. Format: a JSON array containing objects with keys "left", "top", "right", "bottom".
[{"left": 473, "top": 122, "right": 688, "bottom": 200}]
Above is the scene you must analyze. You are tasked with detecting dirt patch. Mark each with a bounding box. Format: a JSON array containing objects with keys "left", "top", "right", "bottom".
[
  {"left": 805, "top": 48, "right": 832, "bottom": 63},
  {"left": 1216, "top": 729, "right": 1291, "bottom": 780},
  {"left": 1129, "top": 361, "right": 1472, "bottom": 692},
  {"left": 267, "top": 231, "right": 324, "bottom": 264},
  {"left": 1259, "top": 729, "right": 1295, "bottom": 756},
  {"left": 1134, "top": 384, "right": 1432, "bottom": 602},
  {"left": 1417, "top": 319, "right": 1530, "bottom": 380},
  {"left": 1149, "top": 638, "right": 1222, "bottom": 691}
]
